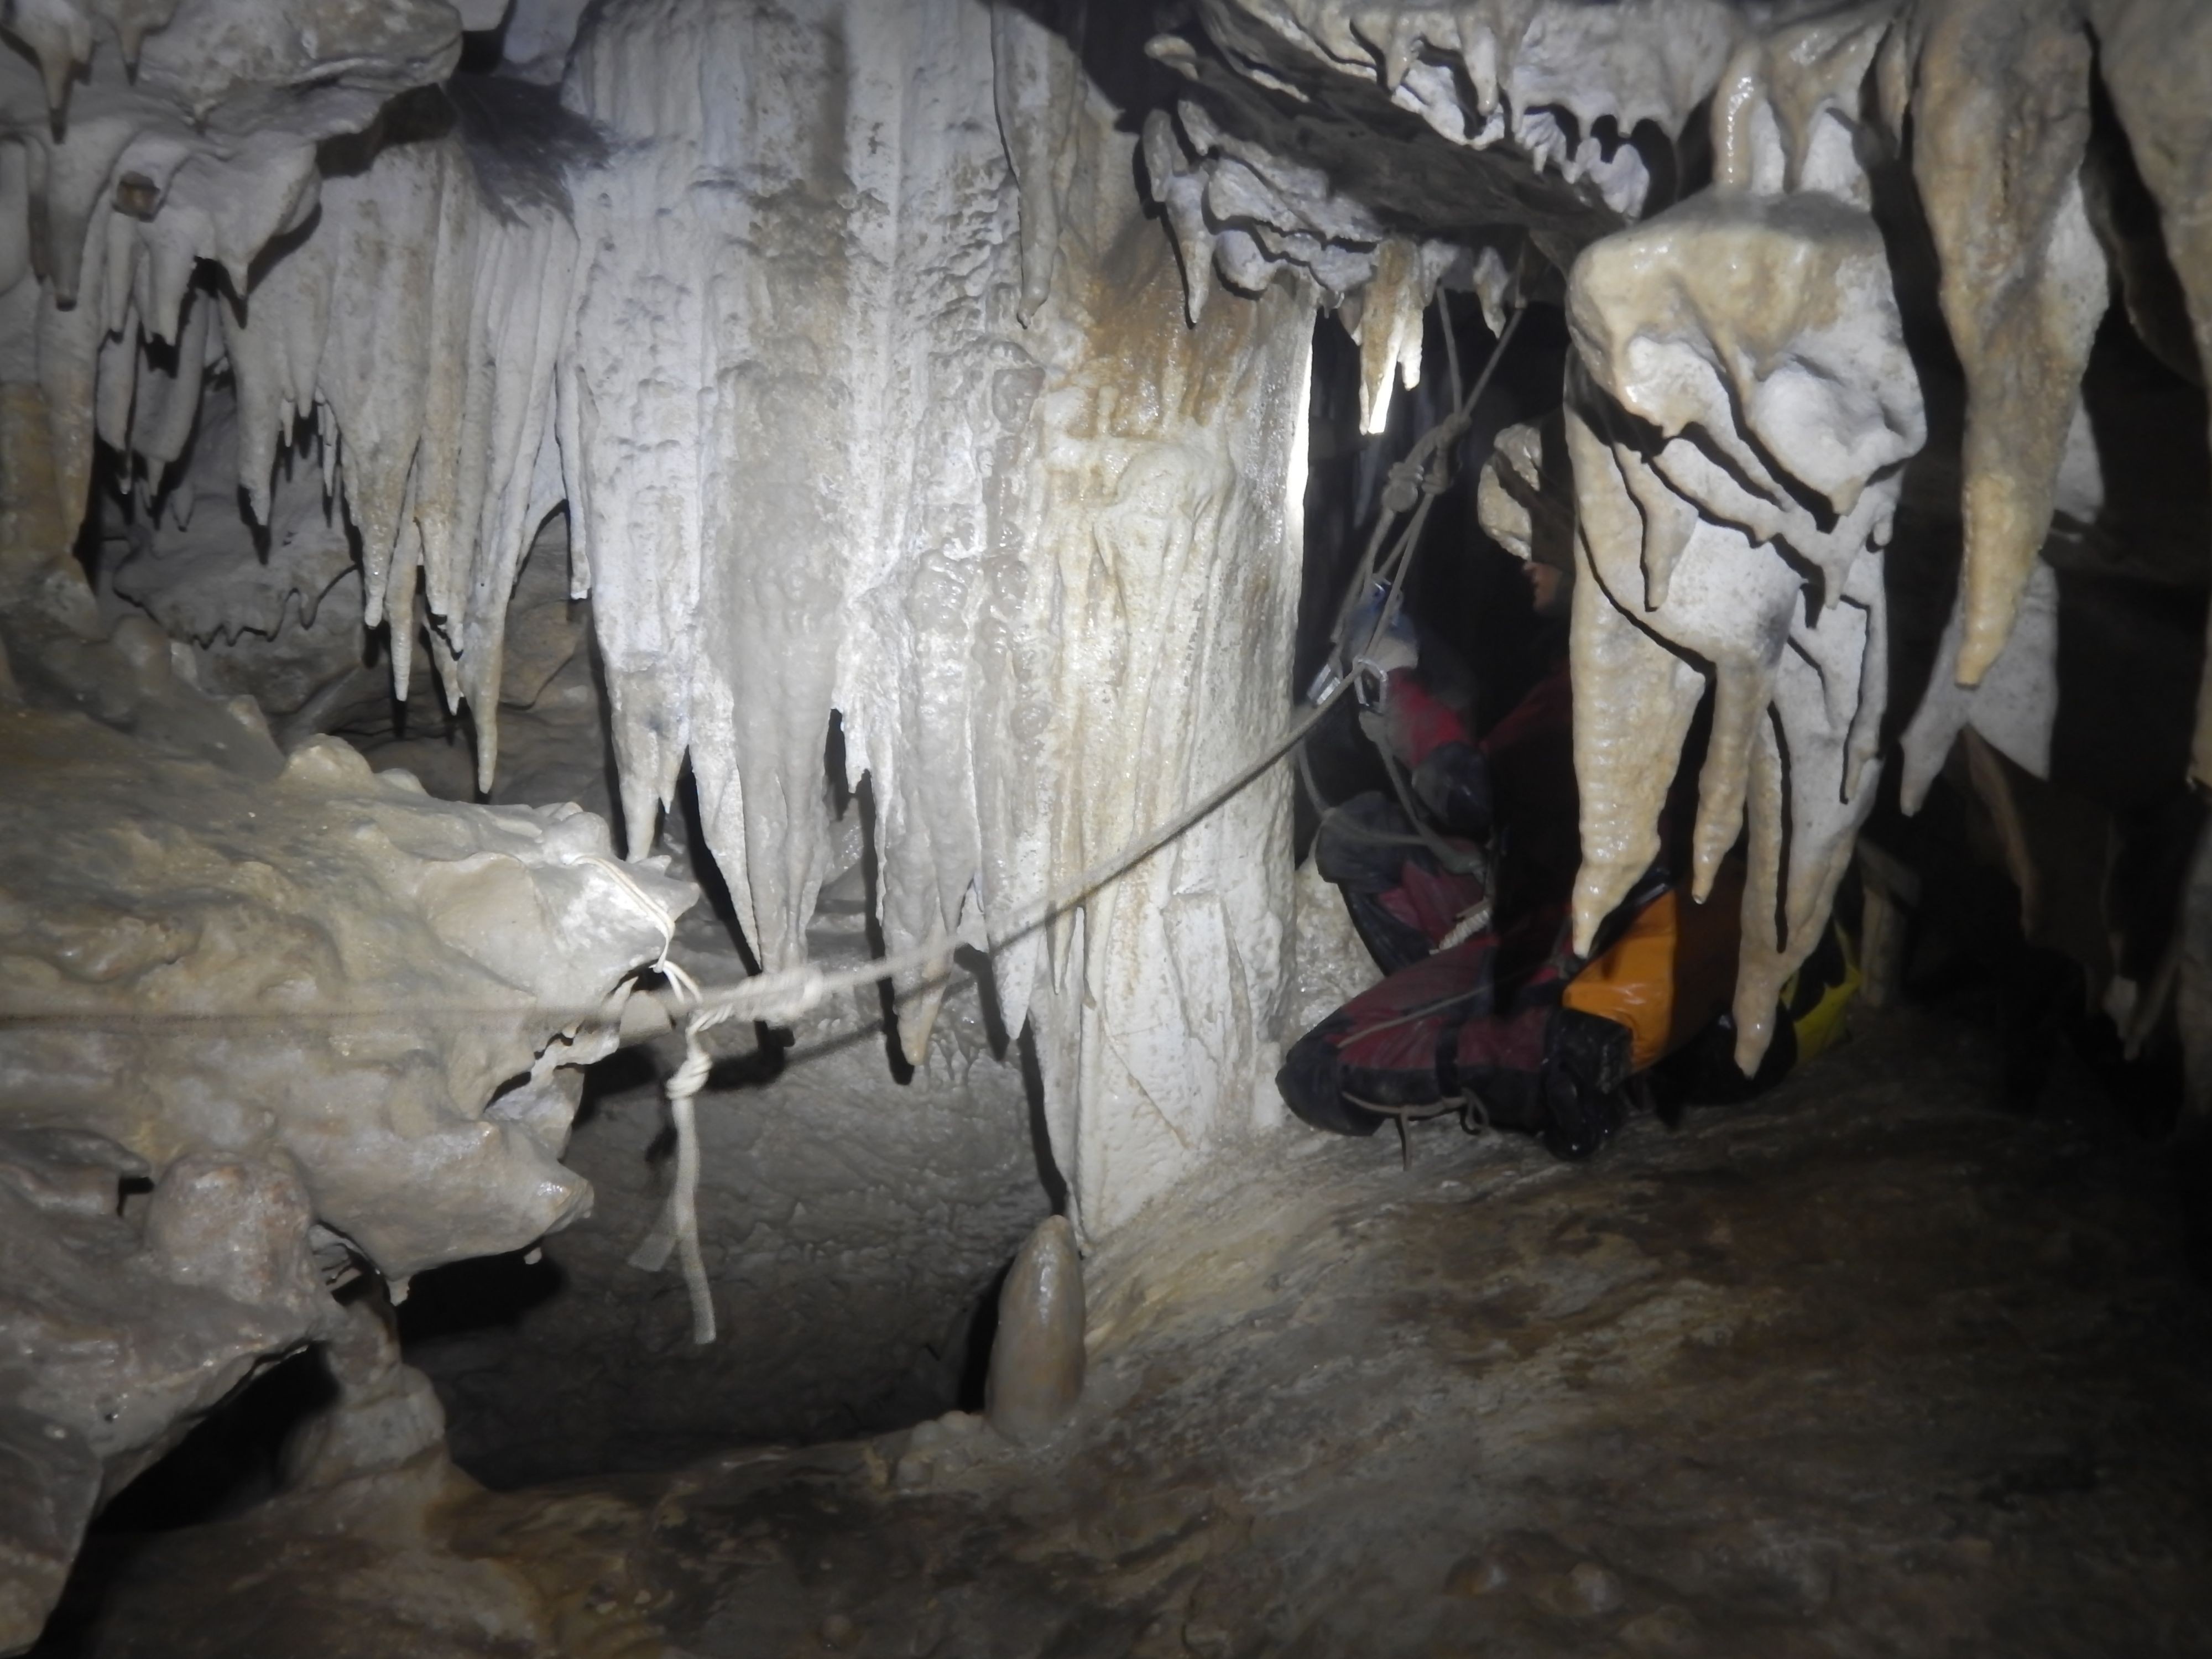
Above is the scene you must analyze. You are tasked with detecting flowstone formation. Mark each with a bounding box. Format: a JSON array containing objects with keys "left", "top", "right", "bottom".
[{"left": 0, "top": 528, "right": 691, "bottom": 1644}]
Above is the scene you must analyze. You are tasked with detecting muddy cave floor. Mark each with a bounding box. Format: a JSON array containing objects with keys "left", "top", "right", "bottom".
[{"left": 55, "top": 1004, "right": 2212, "bottom": 1658}]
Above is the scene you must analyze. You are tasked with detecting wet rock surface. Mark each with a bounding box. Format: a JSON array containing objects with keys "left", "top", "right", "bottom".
[{"left": 61, "top": 1005, "right": 2212, "bottom": 1657}]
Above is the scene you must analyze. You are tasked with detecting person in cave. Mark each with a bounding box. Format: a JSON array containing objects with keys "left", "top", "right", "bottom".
[{"left": 1278, "top": 529, "right": 1860, "bottom": 1162}]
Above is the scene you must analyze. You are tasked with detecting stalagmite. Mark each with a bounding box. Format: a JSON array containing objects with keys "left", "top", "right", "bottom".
[{"left": 984, "top": 1213, "right": 1086, "bottom": 1446}]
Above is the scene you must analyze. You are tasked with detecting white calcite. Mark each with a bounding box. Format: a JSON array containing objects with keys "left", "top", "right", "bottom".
[
  {"left": 34, "top": 1, "right": 1319, "bottom": 1240},
  {"left": 0, "top": 708, "right": 692, "bottom": 1283},
  {"left": 1196, "top": 0, "right": 1747, "bottom": 218},
  {"left": 554, "top": 1, "right": 1316, "bottom": 1235},
  {"left": 1562, "top": 181, "right": 1923, "bottom": 1070}
]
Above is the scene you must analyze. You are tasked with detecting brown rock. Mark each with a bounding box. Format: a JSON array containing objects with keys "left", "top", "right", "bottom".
[{"left": 984, "top": 1214, "right": 1085, "bottom": 1446}]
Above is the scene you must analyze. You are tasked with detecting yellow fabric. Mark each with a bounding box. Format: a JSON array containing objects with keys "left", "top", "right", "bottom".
[{"left": 1781, "top": 922, "right": 1861, "bottom": 1067}]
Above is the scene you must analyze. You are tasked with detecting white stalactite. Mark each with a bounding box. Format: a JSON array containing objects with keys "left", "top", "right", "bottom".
[{"left": 1564, "top": 186, "right": 1924, "bottom": 1072}]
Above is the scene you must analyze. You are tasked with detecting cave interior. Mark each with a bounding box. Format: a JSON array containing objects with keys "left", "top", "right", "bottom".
[{"left": 3, "top": 0, "right": 2212, "bottom": 1654}]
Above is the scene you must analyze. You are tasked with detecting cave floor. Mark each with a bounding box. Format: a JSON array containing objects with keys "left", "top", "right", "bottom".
[{"left": 64, "top": 1006, "right": 2212, "bottom": 1658}]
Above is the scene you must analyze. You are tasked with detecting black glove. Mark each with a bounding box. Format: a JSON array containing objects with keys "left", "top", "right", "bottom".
[{"left": 1540, "top": 1008, "right": 1634, "bottom": 1160}]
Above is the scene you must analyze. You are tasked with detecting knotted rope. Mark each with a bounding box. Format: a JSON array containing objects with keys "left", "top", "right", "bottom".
[{"left": 625, "top": 960, "right": 729, "bottom": 1342}]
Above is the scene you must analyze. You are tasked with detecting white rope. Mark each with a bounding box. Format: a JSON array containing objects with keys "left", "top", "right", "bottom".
[
  {"left": 664, "top": 1051, "right": 713, "bottom": 1342},
  {"left": 625, "top": 961, "right": 731, "bottom": 1343},
  {"left": 1438, "top": 899, "right": 1494, "bottom": 951}
]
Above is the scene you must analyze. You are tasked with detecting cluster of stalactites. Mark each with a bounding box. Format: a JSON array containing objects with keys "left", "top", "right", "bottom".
[
  {"left": 1142, "top": 0, "right": 1716, "bottom": 440},
  {"left": 0, "top": 1, "right": 467, "bottom": 492},
  {"left": 1196, "top": 0, "right": 1745, "bottom": 216},
  {"left": 2, "top": 1, "right": 597, "bottom": 797},
  {"left": 18, "top": 0, "right": 2212, "bottom": 1103},
  {"left": 1672, "top": 0, "right": 2211, "bottom": 745},
  {"left": 1141, "top": 95, "right": 1492, "bottom": 437},
  {"left": 1562, "top": 186, "right": 1922, "bottom": 1070},
  {"left": 1183, "top": 0, "right": 2212, "bottom": 1064}
]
